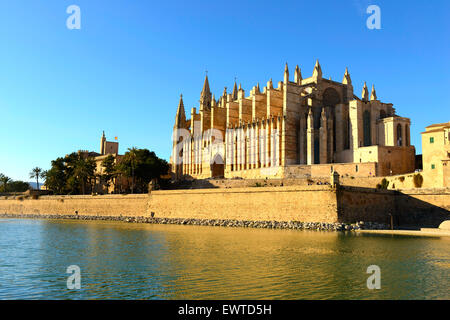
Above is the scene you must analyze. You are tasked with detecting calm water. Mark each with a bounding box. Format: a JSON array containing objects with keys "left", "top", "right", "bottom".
[{"left": 0, "top": 218, "right": 448, "bottom": 300}]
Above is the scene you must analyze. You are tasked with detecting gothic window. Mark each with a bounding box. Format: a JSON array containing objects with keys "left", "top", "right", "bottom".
[
  {"left": 322, "top": 88, "right": 340, "bottom": 151},
  {"left": 397, "top": 124, "right": 402, "bottom": 146},
  {"left": 430, "top": 137, "right": 434, "bottom": 144},
  {"left": 363, "top": 110, "right": 371, "bottom": 146}
]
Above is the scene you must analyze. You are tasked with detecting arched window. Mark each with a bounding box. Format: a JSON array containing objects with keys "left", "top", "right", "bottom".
[
  {"left": 363, "top": 110, "right": 371, "bottom": 146},
  {"left": 397, "top": 124, "right": 402, "bottom": 146}
]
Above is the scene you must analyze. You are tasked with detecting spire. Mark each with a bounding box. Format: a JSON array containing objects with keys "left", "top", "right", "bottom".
[
  {"left": 232, "top": 81, "right": 238, "bottom": 100},
  {"left": 267, "top": 78, "right": 273, "bottom": 89},
  {"left": 102, "top": 131, "right": 105, "bottom": 139},
  {"left": 370, "top": 84, "right": 377, "bottom": 101},
  {"left": 313, "top": 59, "right": 322, "bottom": 79},
  {"left": 201, "top": 74, "right": 210, "bottom": 95},
  {"left": 284, "top": 62, "right": 289, "bottom": 83},
  {"left": 256, "top": 82, "right": 260, "bottom": 93},
  {"left": 362, "top": 82, "right": 369, "bottom": 101},
  {"left": 222, "top": 86, "right": 227, "bottom": 98},
  {"left": 200, "top": 74, "right": 212, "bottom": 109},
  {"left": 175, "top": 94, "right": 186, "bottom": 128},
  {"left": 294, "top": 65, "right": 302, "bottom": 84},
  {"left": 238, "top": 83, "right": 242, "bottom": 90},
  {"left": 342, "top": 67, "right": 352, "bottom": 85},
  {"left": 211, "top": 94, "right": 216, "bottom": 107}
]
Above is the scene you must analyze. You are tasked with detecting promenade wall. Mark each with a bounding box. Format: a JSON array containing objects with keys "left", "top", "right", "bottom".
[{"left": 0, "top": 186, "right": 448, "bottom": 227}]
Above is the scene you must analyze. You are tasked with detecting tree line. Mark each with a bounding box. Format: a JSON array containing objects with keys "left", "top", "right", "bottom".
[
  {"left": 44, "top": 147, "right": 169, "bottom": 194},
  {"left": 1, "top": 148, "right": 169, "bottom": 195}
]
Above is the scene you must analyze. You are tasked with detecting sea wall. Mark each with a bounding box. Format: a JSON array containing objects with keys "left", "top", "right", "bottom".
[
  {"left": 0, "top": 194, "right": 148, "bottom": 217},
  {"left": 0, "top": 186, "right": 448, "bottom": 227},
  {"left": 149, "top": 186, "right": 338, "bottom": 222},
  {"left": 337, "top": 187, "right": 397, "bottom": 225},
  {"left": 395, "top": 188, "right": 450, "bottom": 227}
]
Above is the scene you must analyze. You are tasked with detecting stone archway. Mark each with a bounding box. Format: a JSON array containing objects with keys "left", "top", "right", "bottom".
[{"left": 211, "top": 154, "right": 224, "bottom": 178}]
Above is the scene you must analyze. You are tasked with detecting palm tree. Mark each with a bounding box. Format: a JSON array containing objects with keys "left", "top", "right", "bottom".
[
  {"left": 29, "top": 167, "right": 44, "bottom": 190},
  {"left": 0, "top": 173, "right": 11, "bottom": 193}
]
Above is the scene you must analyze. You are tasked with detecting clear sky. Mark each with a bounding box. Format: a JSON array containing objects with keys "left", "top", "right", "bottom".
[{"left": 0, "top": 0, "right": 449, "bottom": 181}]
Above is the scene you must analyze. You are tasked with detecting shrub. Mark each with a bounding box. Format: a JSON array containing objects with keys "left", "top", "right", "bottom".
[
  {"left": 378, "top": 178, "right": 389, "bottom": 190},
  {"left": 413, "top": 174, "right": 423, "bottom": 188}
]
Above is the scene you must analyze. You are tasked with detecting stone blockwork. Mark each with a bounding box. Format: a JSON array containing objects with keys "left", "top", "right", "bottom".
[
  {"left": 0, "top": 194, "right": 148, "bottom": 217},
  {"left": 149, "top": 186, "right": 338, "bottom": 222},
  {"left": 0, "top": 186, "right": 448, "bottom": 227}
]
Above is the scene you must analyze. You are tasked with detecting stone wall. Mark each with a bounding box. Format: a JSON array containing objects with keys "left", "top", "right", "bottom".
[
  {"left": 395, "top": 188, "right": 450, "bottom": 227},
  {"left": 149, "top": 186, "right": 339, "bottom": 222},
  {"left": 336, "top": 187, "right": 397, "bottom": 224},
  {"left": 0, "top": 186, "right": 448, "bottom": 228},
  {"left": 0, "top": 194, "right": 148, "bottom": 217}
]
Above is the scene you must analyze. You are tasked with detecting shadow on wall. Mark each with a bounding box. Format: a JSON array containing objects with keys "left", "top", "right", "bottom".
[{"left": 336, "top": 186, "right": 450, "bottom": 228}]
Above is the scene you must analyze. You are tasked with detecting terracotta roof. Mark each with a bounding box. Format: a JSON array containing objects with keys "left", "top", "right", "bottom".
[
  {"left": 421, "top": 128, "right": 448, "bottom": 134},
  {"left": 425, "top": 121, "right": 450, "bottom": 129}
]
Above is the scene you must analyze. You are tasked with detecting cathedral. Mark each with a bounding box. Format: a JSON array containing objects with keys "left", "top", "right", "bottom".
[{"left": 171, "top": 61, "right": 415, "bottom": 180}]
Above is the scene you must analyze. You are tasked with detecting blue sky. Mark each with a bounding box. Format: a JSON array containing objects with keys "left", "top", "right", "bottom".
[{"left": 0, "top": 0, "right": 449, "bottom": 181}]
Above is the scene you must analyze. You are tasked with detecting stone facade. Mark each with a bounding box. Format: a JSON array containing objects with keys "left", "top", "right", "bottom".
[
  {"left": 171, "top": 62, "right": 415, "bottom": 180},
  {"left": 79, "top": 132, "right": 131, "bottom": 194},
  {"left": 421, "top": 122, "right": 450, "bottom": 187}
]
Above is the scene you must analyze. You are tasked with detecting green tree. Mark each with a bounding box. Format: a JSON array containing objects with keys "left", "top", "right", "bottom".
[
  {"left": 29, "top": 167, "right": 45, "bottom": 190},
  {"left": 8, "top": 180, "right": 31, "bottom": 192},
  {"left": 44, "top": 157, "right": 68, "bottom": 194},
  {"left": 101, "top": 154, "right": 116, "bottom": 192},
  {"left": 116, "top": 148, "right": 169, "bottom": 193},
  {"left": 72, "top": 157, "right": 96, "bottom": 195},
  {"left": 0, "top": 173, "right": 11, "bottom": 193}
]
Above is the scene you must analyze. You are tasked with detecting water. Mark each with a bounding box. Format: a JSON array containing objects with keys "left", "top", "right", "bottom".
[{"left": 0, "top": 218, "right": 448, "bottom": 300}]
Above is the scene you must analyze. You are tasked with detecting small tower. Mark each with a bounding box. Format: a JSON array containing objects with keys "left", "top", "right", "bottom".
[
  {"left": 100, "top": 131, "right": 106, "bottom": 155},
  {"left": 284, "top": 63, "right": 289, "bottom": 84},
  {"left": 370, "top": 84, "right": 377, "bottom": 101},
  {"left": 312, "top": 59, "right": 322, "bottom": 80},
  {"left": 232, "top": 81, "right": 238, "bottom": 101},
  {"left": 342, "top": 67, "right": 352, "bottom": 85},
  {"left": 200, "top": 74, "right": 212, "bottom": 110},
  {"left": 222, "top": 87, "right": 227, "bottom": 102},
  {"left": 362, "top": 82, "right": 369, "bottom": 102},
  {"left": 175, "top": 94, "right": 186, "bottom": 128},
  {"left": 238, "top": 84, "right": 245, "bottom": 100},
  {"left": 294, "top": 65, "right": 302, "bottom": 85}
]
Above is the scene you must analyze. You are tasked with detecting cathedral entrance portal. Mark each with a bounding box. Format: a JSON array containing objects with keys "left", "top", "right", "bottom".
[{"left": 211, "top": 154, "right": 224, "bottom": 178}]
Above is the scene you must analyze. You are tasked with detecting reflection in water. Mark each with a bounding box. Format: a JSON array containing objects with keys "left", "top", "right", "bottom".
[{"left": 0, "top": 219, "right": 448, "bottom": 299}]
